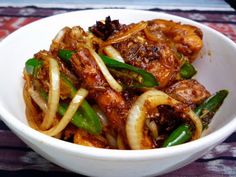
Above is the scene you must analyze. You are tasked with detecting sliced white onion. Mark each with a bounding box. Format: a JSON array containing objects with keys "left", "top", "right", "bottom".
[
  {"left": 88, "top": 48, "right": 123, "bottom": 92},
  {"left": 28, "top": 87, "right": 48, "bottom": 112},
  {"left": 146, "top": 119, "right": 158, "bottom": 140},
  {"left": 126, "top": 89, "right": 202, "bottom": 150},
  {"left": 103, "top": 45, "right": 125, "bottom": 63},
  {"left": 53, "top": 27, "right": 67, "bottom": 43},
  {"left": 50, "top": 27, "right": 68, "bottom": 52},
  {"left": 104, "top": 22, "right": 147, "bottom": 45},
  {"left": 42, "top": 88, "right": 88, "bottom": 136},
  {"left": 40, "top": 57, "right": 60, "bottom": 130}
]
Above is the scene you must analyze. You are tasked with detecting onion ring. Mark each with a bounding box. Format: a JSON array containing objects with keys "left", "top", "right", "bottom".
[
  {"left": 40, "top": 57, "right": 60, "bottom": 130},
  {"left": 126, "top": 89, "right": 202, "bottom": 150}
]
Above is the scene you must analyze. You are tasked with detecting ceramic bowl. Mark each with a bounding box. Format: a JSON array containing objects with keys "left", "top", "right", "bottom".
[{"left": 0, "top": 9, "right": 235, "bottom": 177}]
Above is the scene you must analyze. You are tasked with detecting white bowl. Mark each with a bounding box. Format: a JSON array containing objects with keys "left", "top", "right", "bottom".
[{"left": 0, "top": 9, "right": 236, "bottom": 177}]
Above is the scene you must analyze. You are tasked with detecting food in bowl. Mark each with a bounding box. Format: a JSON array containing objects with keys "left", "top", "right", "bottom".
[{"left": 23, "top": 16, "right": 228, "bottom": 150}]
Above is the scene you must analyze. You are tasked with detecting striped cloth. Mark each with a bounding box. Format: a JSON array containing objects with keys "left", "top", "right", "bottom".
[
  {"left": 0, "top": 6, "right": 235, "bottom": 177},
  {"left": 0, "top": 0, "right": 233, "bottom": 11}
]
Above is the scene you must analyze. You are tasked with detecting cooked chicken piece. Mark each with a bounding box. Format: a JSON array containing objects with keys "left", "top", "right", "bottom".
[
  {"left": 165, "top": 79, "right": 210, "bottom": 105},
  {"left": 147, "top": 19, "right": 203, "bottom": 62},
  {"left": 71, "top": 48, "right": 135, "bottom": 148},
  {"left": 112, "top": 30, "right": 180, "bottom": 88},
  {"left": 97, "top": 19, "right": 203, "bottom": 87}
]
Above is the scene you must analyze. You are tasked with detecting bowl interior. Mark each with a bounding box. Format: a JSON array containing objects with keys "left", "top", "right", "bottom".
[{"left": 0, "top": 9, "right": 235, "bottom": 146}]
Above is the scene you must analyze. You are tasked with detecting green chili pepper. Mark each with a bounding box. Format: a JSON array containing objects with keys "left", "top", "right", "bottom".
[
  {"left": 100, "top": 55, "right": 159, "bottom": 88},
  {"left": 109, "top": 68, "right": 143, "bottom": 86},
  {"left": 180, "top": 62, "right": 197, "bottom": 79},
  {"left": 58, "top": 49, "right": 75, "bottom": 62},
  {"left": 162, "top": 124, "right": 192, "bottom": 147},
  {"left": 195, "top": 90, "right": 229, "bottom": 117},
  {"left": 25, "top": 58, "right": 43, "bottom": 76},
  {"left": 57, "top": 49, "right": 159, "bottom": 88},
  {"left": 162, "top": 89, "right": 228, "bottom": 147},
  {"left": 58, "top": 101, "right": 101, "bottom": 134}
]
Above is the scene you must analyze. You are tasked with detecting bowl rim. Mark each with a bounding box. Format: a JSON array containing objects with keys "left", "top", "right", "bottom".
[{"left": 0, "top": 9, "right": 236, "bottom": 160}]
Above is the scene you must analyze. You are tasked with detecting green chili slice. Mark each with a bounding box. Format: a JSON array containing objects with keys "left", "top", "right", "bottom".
[
  {"left": 58, "top": 101, "right": 101, "bottom": 135},
  {"left": 59, "top": 74, "right": 102, "bottom": 134},
  {"left": 99, "top": 55, "right": 159, "bottom": 88},
  {"left": 195, "top": 90, "right": 229, "bottom": 117},
  {"left": 25, "top": 58, "right": 43, "bottom": 76},
  {"left": 58, "top": 49, "right": 75, "bottom": 62},
  {"left": 180, "top": 62, "right": 197, "bottom": 79},
  {"left": 163, "top": 89, "right": 228, "bottom": 147},
  {"left": 57, "top": 49, "right": 159, "bottom": 88},
  {"left": 162, "top": 124, "right": 192, "bottom": 147}
]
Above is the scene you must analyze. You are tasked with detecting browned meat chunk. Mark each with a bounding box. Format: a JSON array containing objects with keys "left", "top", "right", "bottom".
[
  {"left": 112, "top": 30, "right": 180, "bottom": 88},
  {"left": 165, "top": 79, "right": 210, "bottom": 105},
  {"left": 147, "top": 19, "right": 203, "bottom": 62}
]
